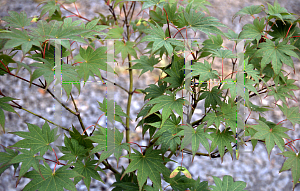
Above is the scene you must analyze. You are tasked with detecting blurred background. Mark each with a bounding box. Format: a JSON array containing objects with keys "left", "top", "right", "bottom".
[{"left": 0, "top": 0, "right": 300, "bottom": 190}]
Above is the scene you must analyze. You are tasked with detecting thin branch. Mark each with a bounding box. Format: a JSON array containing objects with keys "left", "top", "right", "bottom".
[{"left": 70, "top": 93, "right": 88, "bottom": 136}]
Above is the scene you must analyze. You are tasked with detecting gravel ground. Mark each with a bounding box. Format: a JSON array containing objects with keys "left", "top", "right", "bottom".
[{"left": 1, "top": 0, "right": 300, "bottom": 190}]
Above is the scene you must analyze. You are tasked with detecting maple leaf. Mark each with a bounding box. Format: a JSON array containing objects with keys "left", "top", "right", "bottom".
[
  {"left": 112, "top": 166, "right": 139, "bottom": 191},
  {"left": 140, "top": 22, "right": 184, "bottom": 56},
  {"left": 1, "top": 29, "right": 40, "bottom": 55},
  {"left": 233, "top": 5, "right": 263, "bottom": 22},
  {"left": 183, "top": 5, "right": 227, "bottom": 36},
  {"left": 278, "top": 104, "right": 300, "bottom": 129},
  {"left": 268, "top": 78, "right": 299, "bottom": 105},
  {"left": 144, "top": 81, "right": 167, "bottom": 100},
  {"left": 136, "top": 105, "right": 160, "bottom": 139},
  {"left": 40, "top": 0, "right": 61, "bottom": 19},
  {"left": 58, "top": 135, "right": 88, "bottom": 163},
  {"left": 138, "top": 0, "right": 166, "bottom": 10},
  {"left": 115, "top": 41, "right": 138, "bottom": 61},
  {"left": 180, "top": 124, "right": 212, "bottom": 161},
  {"left": 238, "top": 17, "right": 265, "bottom": 41},
  {"left": 255, "top": 38, "right": 299, "bottom": 74},
  {"left": 209, "top": 175, "right": 247, "bottom": 191},
  {"left": 98, "top": 97, "right": 131, "bottom": 126},
  {"left": 209, "top": 128, "right": 236, "bottom": 162},
  {"left": 2, "top": 11, "right": 32, "bottom": 28},
  {"left": 87, "top": 126, "right": 130, "bottom": 165},
  {"left": 23, "top": 162, "right": 81, "bottom": 191},
  {"left": 185, "top": 60, "right": 219, "bottom": 82},
  {"left": 121, "top": 146, "right": 173, "bottom": 191},
  {"left": 269, "top": 20, "right": 297, "bottom": 39},
  {"left": 129, "top": 55, "right": 160, "bottom": 77},
  {"left": 147, "top": 114, "right": 183, "bottom": 153},
  {"left": 0, "top": 96, "right": 19, "bottom": 133},
  {"left": 199, "top": 86, "right": 223, "bottom": 110},
  {"left": 79, "top": 18, "right": 109, "bottom": 39},
  {"left": 29, "top": 58, "right": 81, "bottom": 98},
  {"left": 164, "top": 173, "right": 195, "bottom": 191},
  {"left": 73, "top": 159, "right": 105, "bottom": 190},
  {"left": 203, "top": 110, "right": 223, "bottom": 129},
  {"left": 0, "top": 146, "right": 18, "bottom": 175},
  {"left": 162, "top": 55, "right": 185, "bottom": 89},
  {"left": 278, "top": 150, "right": 300, "bottom": 189},
  {"left": 75, "top": 46, "right": 113, "bottom": 82},
  {"left": 249, "top": 119, "right": 291, "bottom": 159},
  {"left": 10, "top": 149, "right": 44, "bottom": 181},
  {"left": 144, "top": 92, "right": 188, "bottom": 128},
  {"left": 198, "top": 35, "right": 223, "bottom": 58},
  {"left": 265, "top": 0, "right": 296, "bottom": 24},
  {"left": 105, "top": 26, "right": 124, "bottom": 39},
  {"left": 30, "top": 19, "right": 88, "bottom": 50},
  {"left": 9, "top": 122, "right": 59, "bottom": 156}
]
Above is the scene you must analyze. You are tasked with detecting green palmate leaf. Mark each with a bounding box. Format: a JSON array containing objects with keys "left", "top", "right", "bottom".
[
  {"left": 198, "top": 34, "right": 223, "bottom": 58},
  {"left": 255, "top": 38, "right": 299, "bottom": 74},
  {"left": 23, "top": 162, "right": 81, "bottom": 191},
  {"left": 181, "top": 124, "right": 212, "bottom": 160},
  {"left": 246, "top": 101, "right": 270, "bottom": 113},
  {"left": 112, "top": 167, "right": 139, "bottom": 191},
  {"left": 209, "top": 128, "right": 236, "bottom": 162},
  {"left": 185, "top": 60, "right": 219, "bottom": 81},
  {"left": 189, "top": 177, "right": 210, "bottom": 191},
  {"left": 268, "top": 78, "right": 299, "bottom": 105},
  {"left": 148, "top": 114, "right": 183, "bottom": 153},
  {"left": 144, "top": 81, "right": 167, "bottom": 100},
  {"left": 0, "top": 146, "right": 19, "bottom": 176},
  {"left": 232, "top": 5, "right": 263, "bottom": 22},
  {"left": 1, "top": 29, "right": 40, "bottom": 55},
  {"left": 121, "top": 146, "right": 173, "bottom": 191},
  {"left": 129, "top": 55, "right": 160, "bottom": 77},
  {"left": 203, "top": 110, "right": 223, "bottom": 129},
  {"left": 243, "top": 57, "right": 267, "bottom": 85},
  {"left": 79, "top": 18, "right": 109, "bottom": 38},
  {"left": 164, "top": 173, "right": 195, "bottom": 191},
  {"left": 87, "top": 126, "right": 130, "bottom": 165},
  {"left": 278, "top": 104, "right": 300, "bottom": 129},
  {"left": 162, "top": 55, "right": 185, "bottom": 89},
  {"left": 29, "top": 58, "right": 81, "bottom": 97},
  {"left": 9, "top": 122, "right": 58, "bottom": 156},
  {"left": 199, "top": 86, "right": 223, "bottom": 110},
  {"left": 30, "top": 19, "right": 88, "bottom": 50},
  {"left": 144, "top": 92, "right": 188, "bottom": 128},
  {"left": 238, "top": 18, "right": 265, "bottom": 41},
  {"left": 98, "top": 97, "right": 131, "bottom": 126},
  {"left": 140, "top": 0, "right": 166, "bottom": 10},
  {"left": 0, "top": 96, "right": 19, "bottom": 133},
  {"left": 10, "top": 149, "right": 44, "bottom": 181},
  {"left": 75, "top": 46, "right": 112, "bottom": 82},
  {"left": 40, "top": 0, "right": 62, "bottom": 18},
  {"left": 141, "top": 22, "right": 184, "bottom": 56},
  {"left": 249, "top": 119, "right": 291, "bottom": 159},
  {"left": 265, "top": 0, "right": 296, "bottom": 24},
  {"left": 209, "top": 48, "right": 237, "bottom": 59},
  {"left": 105, "top": 26, "right": 124, "bottom": 39},
  {"left": 182, "top": 5, "right": 226, "bottom": 36},
  {"left": 268, "top": 20, "right": 297, "bottom": 39},
  {"left": 115, "top": 41, "right": 138, "bottom": 61},
  {"left": 73, "top": 159, "right": 105, "bottom": 190},
  {"left": 2, "top": 11, "right": 32, "bottom": 28},
  {"left": 69, "top": 126, "right": 94, "bottom": 150},
  {"left": 220, "top": 102, "right": 244, "bottom": 135},
  {"left": 210, "top": 175, "right": 247, "bottom": 191},
  {"left": 58, "top": 135, "right": 88, "bottom": 163},
  {"left": 278, "top": 150, "right": 300, "bottom": 189}
]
